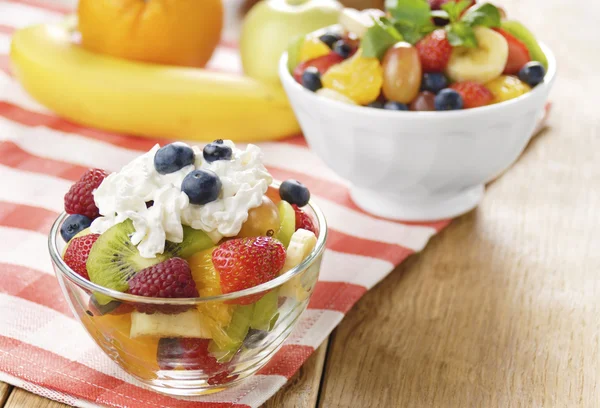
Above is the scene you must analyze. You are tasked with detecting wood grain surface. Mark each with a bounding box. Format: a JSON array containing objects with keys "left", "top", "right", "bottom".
[{"left": 4, "top": 0, "right": 599, "bottom": 407}]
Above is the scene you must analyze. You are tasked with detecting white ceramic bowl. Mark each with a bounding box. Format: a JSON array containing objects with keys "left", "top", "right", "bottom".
[{"left": 279, "top": 39, "right": 556, "bottom": 221}]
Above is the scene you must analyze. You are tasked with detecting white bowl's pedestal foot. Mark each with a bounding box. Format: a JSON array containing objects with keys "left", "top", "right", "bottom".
[{"left": 350, "top": 185, "right": 485, "bottom": 221}]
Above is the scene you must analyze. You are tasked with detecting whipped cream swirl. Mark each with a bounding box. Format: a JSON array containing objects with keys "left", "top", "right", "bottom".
[{"left": 90, "top": 141, "right": 273, "bottom": 258}]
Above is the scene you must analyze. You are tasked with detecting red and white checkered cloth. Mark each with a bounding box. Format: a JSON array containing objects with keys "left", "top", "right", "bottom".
[{"left": 0, "top": 1, "right": 549, "bottom": 407}]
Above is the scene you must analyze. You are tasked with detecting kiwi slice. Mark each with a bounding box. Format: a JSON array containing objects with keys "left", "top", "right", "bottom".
[
  {"left": 209, "top": 304, "right": 255, "bottom": 362},
  {"left": 501, "top": 20, "right": 548, "bottom": 69},
  {"left": 87, "top": 220, "right": 167, "bottom": 305},
  {"left": 251, "top": 290, "right": 279, "bottom": 331},
  {"left": 164, "top": 226, "right": 214, "bottom": 260}
]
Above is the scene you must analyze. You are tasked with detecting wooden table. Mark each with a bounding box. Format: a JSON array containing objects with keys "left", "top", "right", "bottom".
[{"left": 2, "top": 0, "right": 599, "bottom": 406}]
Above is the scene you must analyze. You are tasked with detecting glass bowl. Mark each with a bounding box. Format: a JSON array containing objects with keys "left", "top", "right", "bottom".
[{"left": 48, "top": 199, "right": 327, "bottom": 396}]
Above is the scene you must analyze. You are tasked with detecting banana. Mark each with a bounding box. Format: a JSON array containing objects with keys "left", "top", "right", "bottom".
[
  {"left": 10, "top": 21, "right": 300, "bottom": 143},
  {"left": 279, "top": 228, "right": 318, "bottom": 301},
  {"left": 130, "top": 309, "right": 212, "bottom": 338},
  {"left": 445, "top": 26, "right": 509, "bottom": 84}
]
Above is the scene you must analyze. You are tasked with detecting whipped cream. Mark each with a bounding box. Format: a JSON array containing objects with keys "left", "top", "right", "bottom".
[{"left": 90, "top": 141, "right": 273, "bottom": 258}]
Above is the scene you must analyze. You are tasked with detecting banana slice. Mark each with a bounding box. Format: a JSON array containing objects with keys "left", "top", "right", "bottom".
[
  {"left": 339, "top": 8, "right": 385, "bottom": 38},
  {"left": 280, "top": 229, "right": 318, "bottom": 301},
  {"left": 130, "top": 309, "right": 212, "bottom": 339},
  {"left": 445, "top": 26, "right": 509, "bottom": 84}
]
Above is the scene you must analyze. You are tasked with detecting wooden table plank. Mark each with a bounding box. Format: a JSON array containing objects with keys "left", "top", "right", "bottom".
[
  {"left": 262, "top": 341, "right": 328, "bottom": 408},
  {"left": 318, "top": 0, "right": 600, "bottom": 405},
  {"left": 4, "top": 388, "right": 71, "bottom": 408},
  {"left": 0, "top": 382, "right": 12, "bottom": 407}
]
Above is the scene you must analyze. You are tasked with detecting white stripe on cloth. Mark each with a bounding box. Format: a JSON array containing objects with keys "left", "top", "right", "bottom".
[
  {"left": 0, "top": 148, "right": 436, "bottom": 250},
  {"left": 0, "top": 164, "right": 68, "bottom": 212},
  {"left": 0, "top": 3, "right": 63, "bottom": 28},
  {"left": 286, "top": 309, "right": 343, "bottom": 349},
  {"left": 0, "top": 72, "right": 55, "bottom": 113},
  {"left": 320, "top": 250, "right": 394, "bottom": 289},
  {"left": 0, "top": 227, "right": 54, "bottom": 274}
]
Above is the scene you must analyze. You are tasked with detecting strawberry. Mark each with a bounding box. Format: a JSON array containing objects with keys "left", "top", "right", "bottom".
[
  {"left": 292, "top": 205, "right": 317, "bottom": 235},
  {"left": 293, "top": 52, "right": 344, "bottom": 84},
  {"left": 128, "top": 258, "right": 199, "bottom": 314},
  {"left": 415, "top": 30, "right": 452, "bottom": 73},
  {"left": 212, "top": 237, "right": 286, "bottom": 305},
  {"left": 63, "top": 233, "right": 100, "bottom": 280},
  {"left": 494, "top": 28, "right": 531, "bottom": 75},
  {"left": 64, "top": 168, "right": 108, "bottom": 219},
  {"left": 450, "top": 81, "right": 494, "bottom": 109}
]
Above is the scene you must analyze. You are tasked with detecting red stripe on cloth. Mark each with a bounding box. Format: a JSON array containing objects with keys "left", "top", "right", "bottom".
[
  {"left": 0, "top": 263, "right": 71, "bottom": 316},
  {"left": 0, "top": 24, "right": 15, "bottom": 35},
  {"left": 326, "top": 229, "right": 413, "bottom": 265},
  {"left": 4, "top": 0, "right": 70, "bottom": 14},
  {"left": 0, "top": 201, "right": 58, "bottom": 234},
  {"left": 0, "top": 55, "right": 11, "bottom": 76},
  {"left": 258, "top": 344, "right": 313, "bottom": 378},
  {"left": 0, "top": 336, "right": 249, "bottom": 408},
  {"left": 308, "top": 281, "right": 367, "bottom": 313},
  {"left": 0, "top": 141, "right": 86, "bottom": 181},
  {"left": 0, "top": 102, "right": 170, "bottom": 151}
]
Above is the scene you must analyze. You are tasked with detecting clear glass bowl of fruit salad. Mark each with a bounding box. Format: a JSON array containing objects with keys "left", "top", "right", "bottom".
[
  {"left": 279, "top": 1, "right": 556, "bottom": 221},
  {"left": 48, "top": 140, "right": 327, "bottom": 395}
]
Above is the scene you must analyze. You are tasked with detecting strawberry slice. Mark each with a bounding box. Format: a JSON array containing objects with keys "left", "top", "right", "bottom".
[
  {"left": 292, "top": 205, "right": 317, "bottom": 235},
  {"left": 63, "top": 233, "right": 100, "bottom": 280},
  {"left": 450, "top": 81, "right": 494, "bottom": 109},
  {"left": 494, "top": 28, "right": 531, "bottom": 75},
  {"left": 293, "top": 52, "right": 344, "bottom": 84},
  {"left": 212, "top": 237, "right": 286, "bottom": 305}
]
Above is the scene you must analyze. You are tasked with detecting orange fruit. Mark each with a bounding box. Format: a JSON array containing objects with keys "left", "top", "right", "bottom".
[{"left": 78, "top": 0, "right": 223, "bottom": 68}]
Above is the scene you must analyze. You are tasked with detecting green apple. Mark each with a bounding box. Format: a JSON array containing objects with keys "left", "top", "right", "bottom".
[{"left": 241, "top": 0, "right": 342, "bottom": 84}]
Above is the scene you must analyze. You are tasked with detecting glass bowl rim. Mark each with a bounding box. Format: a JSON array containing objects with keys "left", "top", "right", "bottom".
[{"left": 48, "top": 193, "right": 328, "bottom": 305}]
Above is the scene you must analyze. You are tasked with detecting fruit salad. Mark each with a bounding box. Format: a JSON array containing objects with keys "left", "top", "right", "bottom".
[
  {"left": 58, "top": 140, "right": 321, "bottom": 386},
  {"left": 289, "top": 0, "right": 548, "bottom": 111}
]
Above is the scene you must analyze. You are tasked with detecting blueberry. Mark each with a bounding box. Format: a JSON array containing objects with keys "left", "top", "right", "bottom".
[
  {"left": 367, "top": 101, "right": 385, "bottom": 109},
  {"left": 332, "top": 40, "right": 353, "bottom": 59},
  {"left": 319, "top": 33, "right": 341, "bottom": 48},
  {"left": 434, "top": 89, "right": 463, "bottom": 111},
  {"left": 154, "top": 143, "right": 195, "bottom": 175},
  {"left": 203, "top": 139, "right": 232, "bottom": 163},
  {"left": 421, "top": 73, "right": 448, "bottom": 94},
  {"left": 518, "top": 61, "right": 546, "bottom": 87},
  {"left": 301, "top": 67, "right": 322, "bottom": 92},
  {"left": 60, "top": 214, "right": 92, "bottom": 242},
  {"left": 384, "top": 101, "right": 409, "bottom": 111},
  {"left": 181, "top": 169, "right": 222, "bottom": 205},
  {"left": 243, "top": 329, "right": 269, "bottom": 349},
  {"left": 279, "top": 179, "right": 310, "bottom": 207}
]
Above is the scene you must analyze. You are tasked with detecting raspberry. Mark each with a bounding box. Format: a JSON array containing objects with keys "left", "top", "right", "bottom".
[
  {"left": 63, "top": 233, "right": 100, "bottom": 280},
  {"left": 292, "top": 205, "right": 317, "bottom": 235},
  {"left": 64, "top": 168, "right": 108, "bottom": 219},
  {"left": 212, "top": 237, "right": 286, "bottom": 304},
  {"left": 128, "top": 258, "right": 199, "bottom": 314},
  {"left": 450, "top": 81, "right": 494, "bottom": 109},
  {"left": 415, "top": 30, "right": 452, "bottom": 73}
]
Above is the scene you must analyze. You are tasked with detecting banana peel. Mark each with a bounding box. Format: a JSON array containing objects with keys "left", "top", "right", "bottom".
[{"left": 9, "top": 19, "right": 301, "bottom": 142}]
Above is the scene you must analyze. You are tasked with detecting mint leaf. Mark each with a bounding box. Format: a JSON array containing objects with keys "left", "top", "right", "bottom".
[
  {"left": 394, "top": 20, "right": 436, "bottom": 44},
  {"left": 441, "top": 0, "right": 473, "bottom": 23},
  {"left": 361, "top": 17, "right": 403, "bottom": 59},
  {"left": 385, "top": 0, "right": 431, "bottom": 26},
  {"left": 461, "top": 3, "right": 501, "bottom": 28},
  {"left": 446, "top": 22, "right": 477, "bottom": 47}
]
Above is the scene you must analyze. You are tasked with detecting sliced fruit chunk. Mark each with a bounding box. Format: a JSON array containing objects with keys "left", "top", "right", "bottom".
[
  {"left": 63, "top": 233, "right": 99, "bottom": 280},
  {"left": 445, "top": 26, "right": 508, "bottom": 84},
  {"left": 276, "top": 200, "right": 296, "bottom": 248},
  {"left": 293, "top": 204, "right": 317, "bottom": 235},
  {"left": 299, "top": 36, "right": 331, "bottom": 62},
  {"left": 158, "top": 338, "right": 226, "bottom": 374},
  {"left": 293, "top": 52, "right": 344, "bottom": 83},
  {"left": 494, "top": 28, "right": 530, "bottom": 75},
  {"left": 449, "top": 81, "right": 493, "bottom": 109},
  {"left": 250, "top": 289, "right": 279, "bottom": 331},
  {"left": 485, "top": 75, "right": 531, "bottom": 104},
  {"left": 501, "top": 20, "right": 548, "bottom": 69},
  {"left": 280, "top": 229, "right": 318, "bottom": 301},
  {"left": 130, "top": 309, "right": 211, "bottom": 338},
  {"left": 212, "top": 236, "right": 286, "bottom": 305},
  {"left": 321, "top": 50, "right": 383, "bottom": 105},
  {"left": 237, "top": 196, "right": 280, "bottom": 238},
  {"left": 209, "top": 304, "right": 255, "bottom": 362},
  {"left": 164, "top": 226, "right": 214, "bottom": 260},
  {"left": 87, "top": 220, "right": 168, "bottom": 305}
]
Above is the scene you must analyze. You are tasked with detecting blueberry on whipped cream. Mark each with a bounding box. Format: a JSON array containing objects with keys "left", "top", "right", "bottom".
[{"left": 90, "top": 140, "right": 273, "bottom": 258}]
